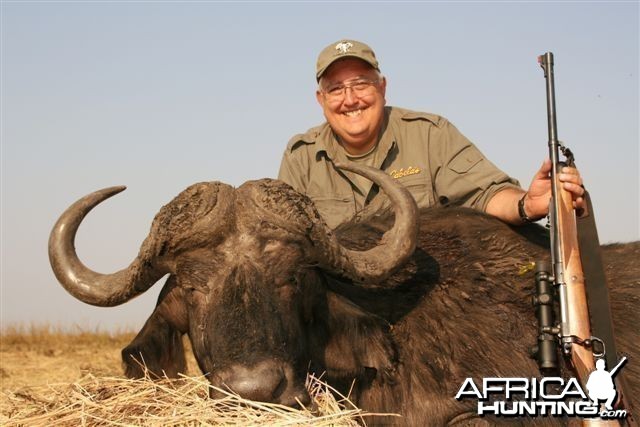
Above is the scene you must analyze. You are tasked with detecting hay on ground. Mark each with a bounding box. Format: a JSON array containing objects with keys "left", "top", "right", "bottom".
[{"left": 1, "top": 371, "right": 394, "bottom": 426}]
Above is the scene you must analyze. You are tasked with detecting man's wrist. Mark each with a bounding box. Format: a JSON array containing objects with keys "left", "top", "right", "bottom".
[{"left": 518, "top": 193, "right": 536, "bottom": 224}]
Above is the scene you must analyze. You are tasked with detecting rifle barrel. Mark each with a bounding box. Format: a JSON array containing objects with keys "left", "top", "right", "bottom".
[{"left": 539, "top": 52, "right": 565, "bottom": 286}]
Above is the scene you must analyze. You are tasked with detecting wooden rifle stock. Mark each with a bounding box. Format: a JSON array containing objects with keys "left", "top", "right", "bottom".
[{"left": 554, "top": 169, "right": 595, "bottom": 383}]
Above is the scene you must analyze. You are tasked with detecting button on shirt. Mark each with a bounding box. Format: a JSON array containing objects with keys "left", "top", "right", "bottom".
[{"left": 278, "top": 106, "right": 520, "bottom": 229}]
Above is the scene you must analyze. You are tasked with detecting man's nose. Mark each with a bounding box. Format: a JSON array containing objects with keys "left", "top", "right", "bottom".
[{"left": 343, "top": 87, "right": 359, "bottom": 105}]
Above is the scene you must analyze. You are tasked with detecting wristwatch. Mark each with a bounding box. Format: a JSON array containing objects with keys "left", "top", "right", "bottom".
[{"left": 518, "top": 193, "right": 535, "bottom": 223}]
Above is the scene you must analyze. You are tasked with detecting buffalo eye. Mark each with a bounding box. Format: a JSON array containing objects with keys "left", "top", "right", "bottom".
[
  {"left": 274, "top": 276, "right": 296, "bottom": 288},
  {"left": 184, "top": 284, "right": 205, "bottom": 295}
]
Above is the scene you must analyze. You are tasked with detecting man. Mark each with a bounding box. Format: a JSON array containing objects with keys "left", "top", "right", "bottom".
[{"left": 278, "top": 39, "right": 584, "bottom": 229}]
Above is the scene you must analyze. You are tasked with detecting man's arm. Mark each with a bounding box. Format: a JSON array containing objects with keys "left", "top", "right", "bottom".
[
  {"left": 484, "top": 187, "right": 527, "bottom": 225},
  {"left": 430, "top": 120, "right": 521, "bottom": 212},
  {"left": 486, "top": 159, "right": 585, "bottom": 225}
]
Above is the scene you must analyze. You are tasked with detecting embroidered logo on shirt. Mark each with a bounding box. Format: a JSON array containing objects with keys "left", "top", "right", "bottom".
[
  {"left": 390, "top": 166, "right": 421, "bottom": 179},
  {"left": 335, "top": 41, "right": 353, "bottom": 54}
]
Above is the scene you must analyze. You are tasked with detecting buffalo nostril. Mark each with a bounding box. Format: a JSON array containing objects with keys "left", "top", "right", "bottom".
[
  {"left": 209, "top": 386, "right": 226, "bottom": 400},
  {"left": 299, "top": 390, "right": 311, "bottom": 406},
  {"left": 281, "top": 388, "right": 312, "bottom": 408}
]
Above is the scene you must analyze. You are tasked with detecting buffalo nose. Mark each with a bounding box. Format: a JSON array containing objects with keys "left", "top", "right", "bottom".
[
  {"left": 225, "top": 366, "right": 284, "bottom": 402},
  {"left": 214, "top": 360, "right": 310, "bottom": 407}
]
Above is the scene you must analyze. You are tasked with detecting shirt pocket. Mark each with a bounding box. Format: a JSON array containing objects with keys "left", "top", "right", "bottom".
[
  {"left": 448, "top": 147, "right": 483, "bottom": 174},
  {"left": 439, "top": 146, "right": 487, "bottom": 207},
  {"left": 308, "top": 194, "right": 354, "bottom": 229}
]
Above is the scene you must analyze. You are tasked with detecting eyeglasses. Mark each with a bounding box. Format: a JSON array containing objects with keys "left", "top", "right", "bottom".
[{"left": 321, "top": 78, "right": 380, "bottom": 102}]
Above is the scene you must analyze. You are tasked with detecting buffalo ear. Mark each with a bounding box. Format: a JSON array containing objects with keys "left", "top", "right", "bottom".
[
  {"left": 122, "top": 276, "right": 187, "bottom": 378},
  {"left": 317, "top": 291, "right": 398, "bottom": 384}
]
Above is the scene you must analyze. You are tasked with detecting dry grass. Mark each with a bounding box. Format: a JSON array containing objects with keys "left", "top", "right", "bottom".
[
  {"left": 1, "top": 325, "right": 138, "bottom": 392},
  {"left": 0, "top": 325, "right": 387, "bottom": 426},
  {"left": 2, "top": 372, "right": 369, "bottom": 426}
]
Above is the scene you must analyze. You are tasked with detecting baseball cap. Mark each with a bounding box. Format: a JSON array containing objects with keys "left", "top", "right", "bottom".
[{"left": 316, "top": 39, "right": 380, "bottom": 81}]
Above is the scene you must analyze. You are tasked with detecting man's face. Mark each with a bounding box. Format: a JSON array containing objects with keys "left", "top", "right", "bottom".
[{"left": 316, "top": 58, "right": 386, "bottom": 155}]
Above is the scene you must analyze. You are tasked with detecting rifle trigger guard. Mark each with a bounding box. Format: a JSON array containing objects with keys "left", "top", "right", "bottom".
[{"left": 568, "top": 335, "right": 605, "bottom": 358}]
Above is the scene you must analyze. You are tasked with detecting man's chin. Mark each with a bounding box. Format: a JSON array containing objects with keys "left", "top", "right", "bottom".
[
  {"left": 340, "top": 134, "right": 376, "bottom": 153},
  {"left": 339, "top": 123, "right": 370, "bottom": 140}
]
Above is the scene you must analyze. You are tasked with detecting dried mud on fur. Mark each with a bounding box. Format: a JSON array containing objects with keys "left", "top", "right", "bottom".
[{"left": 0, "top": 327, "right": 389, "bottom": 426}]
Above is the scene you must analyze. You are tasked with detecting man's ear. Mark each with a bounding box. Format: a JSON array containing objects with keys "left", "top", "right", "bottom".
[
  {"left": 380, "top": 76, "right": 387, "bottom": 102},
  {"left": 316, "top": 89, "right": 324, "bottom": 107}
]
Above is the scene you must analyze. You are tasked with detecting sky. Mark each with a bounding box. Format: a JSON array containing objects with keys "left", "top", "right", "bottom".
[{"left": 1, "top": 1, "right": 638, "bottom": 332}]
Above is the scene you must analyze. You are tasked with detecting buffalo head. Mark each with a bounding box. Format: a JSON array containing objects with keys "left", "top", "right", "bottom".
[{"left": 48, "top": 163, "right": 418, "bottom": 406}]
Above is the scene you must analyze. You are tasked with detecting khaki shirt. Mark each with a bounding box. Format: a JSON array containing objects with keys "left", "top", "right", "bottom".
[{"left": 278, "top": 106, "right": 520, "bottom": 229}]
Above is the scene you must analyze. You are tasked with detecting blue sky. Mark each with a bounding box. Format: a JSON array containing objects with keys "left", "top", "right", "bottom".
[{"left": 1, "top": 1, "right": 638, "bottom": 330}]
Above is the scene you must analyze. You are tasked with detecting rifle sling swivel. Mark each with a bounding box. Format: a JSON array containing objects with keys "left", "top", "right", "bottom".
[{"left": 566, "top": 335, "right": 605, "bottom": 358}]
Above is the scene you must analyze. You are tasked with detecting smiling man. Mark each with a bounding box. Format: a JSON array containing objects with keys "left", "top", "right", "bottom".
[{"left": 278, "top": 39, "right": 584, "bottom": 229}]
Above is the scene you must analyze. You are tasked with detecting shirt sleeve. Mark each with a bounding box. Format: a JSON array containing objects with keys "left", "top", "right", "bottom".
[
  {"left": 430, "top": 121, "right": 521, "bottom": 212},
  {"left": 277, "top": 146, "right": 309, "bottom": 194}
]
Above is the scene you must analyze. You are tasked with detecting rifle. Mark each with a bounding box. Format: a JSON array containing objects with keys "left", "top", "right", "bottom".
[{"left": 532, "top": 52, "right": 635, "bottom": 426}]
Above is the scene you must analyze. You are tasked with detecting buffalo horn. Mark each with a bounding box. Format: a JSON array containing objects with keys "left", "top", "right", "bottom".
[
  {"left": 317, "top": 162, "right": 419, "bottom": 284},
  {"left": 48, "top": 186, "right": 169, "bottom": 307}
]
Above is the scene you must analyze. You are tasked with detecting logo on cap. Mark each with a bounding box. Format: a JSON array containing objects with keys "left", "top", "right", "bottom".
[{"left": 335, "top": 41, "right": 353, "bottom": 54}]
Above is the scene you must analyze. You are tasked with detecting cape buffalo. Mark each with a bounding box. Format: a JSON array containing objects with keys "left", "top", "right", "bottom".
[{"left": 49, "top": 163, "right": 638, "bottom": 426}]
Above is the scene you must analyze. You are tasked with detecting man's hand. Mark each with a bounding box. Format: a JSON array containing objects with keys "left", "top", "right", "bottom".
[
  {"left": 523, "top": 158, "right": 585, "bottom": 220},
  {"left": 485, "top": 158, "right": 585, "bottom": 225}
]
